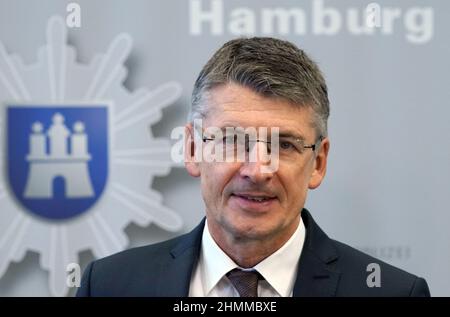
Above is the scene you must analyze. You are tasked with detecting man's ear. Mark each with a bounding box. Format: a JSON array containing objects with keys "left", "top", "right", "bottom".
[
  {"left": 308, "top": 138, "right": 330, "bottom": 189},
  {"left": 184, "top": 123, "right": 201, "bottom": 177}
]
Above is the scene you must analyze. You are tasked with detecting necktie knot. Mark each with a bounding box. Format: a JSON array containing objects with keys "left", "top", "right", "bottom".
[{"left": 226, "top": 268, "right": 262, "bottom": 297}]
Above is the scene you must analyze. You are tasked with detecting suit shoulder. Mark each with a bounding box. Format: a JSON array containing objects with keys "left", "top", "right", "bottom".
[
  {"left": 92, "top": 233, "right": 187, "bottom": 271},
  {"left": 330, "top": 239, "right": 430, "bottom": 296},
  {"left": 77, "top": 224, "right": 204, "bottom": 296},
  {"left": 84, "top": 232, "right": 193, "bottom": 287}
]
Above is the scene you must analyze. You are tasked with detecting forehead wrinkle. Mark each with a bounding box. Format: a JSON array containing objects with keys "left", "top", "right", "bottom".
[
  {"left": 206, "top": 85, "right": 307, "bottom": 117},
  {"left": 205, "top": 112, "right": 311, "bottom": 137}
]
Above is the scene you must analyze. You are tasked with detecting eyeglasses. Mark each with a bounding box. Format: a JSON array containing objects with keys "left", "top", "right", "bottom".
[{"left": 201, "top": 128, "right": 323, "bottom": 158}]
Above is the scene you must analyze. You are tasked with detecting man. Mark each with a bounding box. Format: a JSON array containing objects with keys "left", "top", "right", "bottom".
[{"left": 77, "top": 37, "right": 430, "bottom": 297}]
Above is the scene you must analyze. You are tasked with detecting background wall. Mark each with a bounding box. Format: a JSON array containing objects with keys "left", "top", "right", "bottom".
[{"left": 0, "top": 0, "right": 448, "bottom": 296}]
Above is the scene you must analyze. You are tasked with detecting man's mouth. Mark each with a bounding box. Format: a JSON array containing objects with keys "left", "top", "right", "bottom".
[
  {"left": 231, "top": 193, "right": 277, "bottom": 203},
  {"left": 229, "top": 193, "right": 277, "bottom": 212}
]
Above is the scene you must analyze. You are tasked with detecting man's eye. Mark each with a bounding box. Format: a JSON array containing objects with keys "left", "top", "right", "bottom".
[{"left": 279, "top": 141, "right": 295, "bottom": 150}]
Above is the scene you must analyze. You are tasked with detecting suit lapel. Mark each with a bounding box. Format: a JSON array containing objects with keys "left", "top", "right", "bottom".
[
  {"left": 293, "top": 209, "right": 341, "bottom": 297},
  {"left": 154, "top": 219, "right": 205, "bottom": 296},
  {"left": 293, "top": 248, "right": 341, "bottom": 297}
]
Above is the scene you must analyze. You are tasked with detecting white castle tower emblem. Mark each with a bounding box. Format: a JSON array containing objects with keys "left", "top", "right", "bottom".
[{"left": 23, "top": 112, "right": 95, "bottom": 198}]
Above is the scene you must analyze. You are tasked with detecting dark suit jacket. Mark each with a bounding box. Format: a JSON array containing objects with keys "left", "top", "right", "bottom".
[{"left": 76, "top": 209, "right": 430, "bottom": 297}]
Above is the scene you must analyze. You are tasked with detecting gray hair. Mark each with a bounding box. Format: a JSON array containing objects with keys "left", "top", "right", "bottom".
[{"left": 189, "top": 37, "right": 330, "bottom": 138}]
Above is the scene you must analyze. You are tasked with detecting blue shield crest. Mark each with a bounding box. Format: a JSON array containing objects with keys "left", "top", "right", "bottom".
[{"left": 5, "top": 104, "right": 110, "bottom": 220}]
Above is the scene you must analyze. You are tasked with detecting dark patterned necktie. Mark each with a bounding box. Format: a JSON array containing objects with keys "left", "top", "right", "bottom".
[{"left": 226, "top": 268, "right": 262, "bottom": 297}]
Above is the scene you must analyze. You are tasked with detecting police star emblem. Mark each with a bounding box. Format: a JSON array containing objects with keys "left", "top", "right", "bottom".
[{"left": 0, "top": 16, "right": 183, "bottom": 296}]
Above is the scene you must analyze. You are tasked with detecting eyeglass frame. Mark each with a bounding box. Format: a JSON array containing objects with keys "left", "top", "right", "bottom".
[{"left": 200, "top": 127, "right": 324, "bottom": 155}]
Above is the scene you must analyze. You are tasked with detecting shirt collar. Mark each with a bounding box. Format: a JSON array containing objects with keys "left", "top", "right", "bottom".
[
  {"left": 200, "top": 217, "right": 306, "bottom": 297},
  {"left": 254, "top": 218, "right": 305, "bottom": 296},
  {"left": 199, "top": 220, "right": 238, "bottom": 295}
]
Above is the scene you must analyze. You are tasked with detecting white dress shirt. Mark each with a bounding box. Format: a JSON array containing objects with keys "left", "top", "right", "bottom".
[{"left": 189, "top": 218, "right": 306, "bottom": 297}]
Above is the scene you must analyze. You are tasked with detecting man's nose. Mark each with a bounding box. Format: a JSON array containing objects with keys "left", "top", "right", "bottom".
[{"left": 238, "top": 141, "right": 274, "bottom": 183}]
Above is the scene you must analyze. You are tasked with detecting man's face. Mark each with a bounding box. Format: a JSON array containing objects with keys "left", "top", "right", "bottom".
[{"left": 185, "top": 83, "right": 329, "bottom": 243}]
